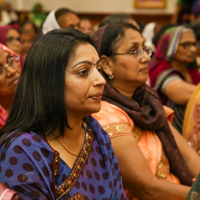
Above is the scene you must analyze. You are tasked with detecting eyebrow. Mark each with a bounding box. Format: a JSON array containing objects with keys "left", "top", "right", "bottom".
[
  {"left": 72, "top": 59, "right": 101, "bottom": 68},
  {"left": 130, "top": 41, "right": 145, "bottom": 46}
]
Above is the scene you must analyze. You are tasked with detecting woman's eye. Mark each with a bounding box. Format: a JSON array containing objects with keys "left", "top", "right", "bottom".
[
  {"left": 130, "top": 49, "right": 137, "bottom": 53},
  {"left": 78, "top": 69, "right": 89, "bottom": 76},
  {"left": 97, "top": 67, "right": 102, "bottom": 73}
]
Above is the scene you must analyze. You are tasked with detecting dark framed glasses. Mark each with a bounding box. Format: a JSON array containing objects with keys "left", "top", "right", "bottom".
[
  {"left": 6, "top": 37, "right": 21, "bottom": 43},
  {"left": 110, "top": 47, "right": 153, "bottom": 59}
]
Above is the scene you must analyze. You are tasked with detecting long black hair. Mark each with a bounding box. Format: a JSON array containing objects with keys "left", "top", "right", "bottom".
[{"left": 0, "top": 28, "right": 95, "bottom": 147}]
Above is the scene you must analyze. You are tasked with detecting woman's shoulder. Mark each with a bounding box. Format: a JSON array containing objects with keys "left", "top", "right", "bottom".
[
  {"left": 10, "top": 131, "right": 47, "bottom": 146},
  {"left": 92, "top": 101, "right": 133, "bottom": 127},
  {"left": 1, "top": 131, "right": 52, "bottom": 157}
]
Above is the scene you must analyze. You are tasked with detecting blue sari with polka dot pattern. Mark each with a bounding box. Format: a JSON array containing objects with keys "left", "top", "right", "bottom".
[{"left": 0, "top": 116, "right": 127, "bottom": 200}]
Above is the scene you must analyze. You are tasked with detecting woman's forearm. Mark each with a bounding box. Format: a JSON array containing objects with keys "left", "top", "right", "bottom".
[
  {"left": 111, "top": 135, "right": 191, "bottom": 200},
  {"left": 133, "top": 178, "right": 191, "bottom": 200}
]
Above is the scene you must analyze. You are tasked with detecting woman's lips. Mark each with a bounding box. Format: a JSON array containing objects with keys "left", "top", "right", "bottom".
[
  {"left": 139, "top": 67, "right": 149, "bottom": 73},
  {"left": 9, "top": 77, "right": 19, "bottom": 86},
  {"left": 90, "top": 93, "right": 103, "bottom": 100}
]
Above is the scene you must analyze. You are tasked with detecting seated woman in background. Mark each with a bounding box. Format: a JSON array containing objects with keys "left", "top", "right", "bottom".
[
  {"left": 0, "top": 29, "right": 127, "bottom": 200},
  {"left": 20, "top": 31, "right": 34, "bottom": 62},
  {"left": 31, "top": 3, "right": 46, "bottom": 27},
  {"left": 0, "top": 25, "right": 25, "bottom": 68},
  {"left": 0, "top": 25, "right": 21, "bottom": 55},
  {"left": 0, "top": 43, "right": 21, "bottom": 128},
  {"left": 20, "top": 21, "right": 38, "bottom": 41},
  {"left": 42, "top": 8, "right": 79, "bottom": 35},
  {"left": 78, "top": 17, "right": 93, "bottom": 35},
  {"left": 149, "top": 26, "right": 200, "bottom": 134},
  {"left": 92, "top": 23, "right": 200, "bottom": 200}
]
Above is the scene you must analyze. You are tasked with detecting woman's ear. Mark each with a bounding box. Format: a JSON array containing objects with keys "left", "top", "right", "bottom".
[{"left": 101, "top": 55, "right": 113, "bottom": 76}]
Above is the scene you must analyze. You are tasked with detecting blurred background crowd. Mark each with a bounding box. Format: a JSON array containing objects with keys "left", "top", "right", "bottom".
[
  {"left": 0, "top": 0, "right": 200, "bottom": 152},
  {"left": 1, "top": 0, "right": 200, "bottom": 68},
  {"left": 1, "top": 0, "right": 200, "bottom": 199}
]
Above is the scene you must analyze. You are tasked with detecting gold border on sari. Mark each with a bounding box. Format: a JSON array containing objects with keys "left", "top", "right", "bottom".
[
  {"left": 52, "top": 128, "right": 94, "bottom": 200},
  {"left": 103, "top": 123, "right": 169, "bottom": 180},
  {"left": 103, "top": 123, "right": 143, "bottom": 142}
]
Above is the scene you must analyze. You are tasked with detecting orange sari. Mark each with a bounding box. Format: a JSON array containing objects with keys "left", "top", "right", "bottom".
[{"left": 92, "top": 101, "right": 180, "bottom": 199}]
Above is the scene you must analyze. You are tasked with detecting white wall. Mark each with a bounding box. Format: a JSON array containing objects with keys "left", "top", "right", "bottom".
[{"left": 2, "top": 0, "right": 177, "bottom": 14}]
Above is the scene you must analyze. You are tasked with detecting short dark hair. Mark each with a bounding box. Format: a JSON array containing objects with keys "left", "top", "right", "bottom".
[
  {"left": 55, "top": 8, "right": 75, "bottom": 20},
  {"left": 20, "top": 21, "right": 38, "bottom": 34},
  {"left": 99, "top": 14, "right": 133, "bottom": 28},
  {"left": 0, "top": 28, "right": 95, "bottom": 147},
  {"left": 99, "top": 23, "right": 141, "bottom": 57}
]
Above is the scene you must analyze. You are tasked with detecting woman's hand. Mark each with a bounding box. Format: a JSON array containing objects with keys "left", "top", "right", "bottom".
[{"left": 110, "top": 134, "right": 191, "bottom": 200}]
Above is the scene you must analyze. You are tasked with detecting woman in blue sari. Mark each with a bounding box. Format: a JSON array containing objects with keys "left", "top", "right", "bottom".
[{"left": 0, "top": 29, "right": 127, "bottom": 200}]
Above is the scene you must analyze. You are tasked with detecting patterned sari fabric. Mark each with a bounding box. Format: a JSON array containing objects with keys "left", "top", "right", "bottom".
[
  {"left": 182, "top": 83, "right": 200, "bottom": 155},
  {"left": 149, "top": 26, "right": 200, "bottom": 133},
  {"left": 0, "top": 116, "right": 127, "bottom": 200},
  {"left": 93, "top": 102, "right": 181, "bottom": 199}
]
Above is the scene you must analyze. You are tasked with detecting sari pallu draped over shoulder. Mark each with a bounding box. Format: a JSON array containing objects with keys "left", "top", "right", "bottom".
[
  {"left": 149, "top": 26, "right": 200, "bottom": 133},
  {"left": 102, "top": 82, "right": 193, "bottom": 186},
  {"left": 92, "top": 25, "right": 193, "bottom": 186},
  {"left": 0, "top": 116, "right": 127, "bottom": 200}
]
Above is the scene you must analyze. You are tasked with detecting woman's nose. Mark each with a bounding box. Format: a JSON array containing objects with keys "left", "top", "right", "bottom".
[
  {"left": 6, "top": 63, "right": 19, "bottom": 77},
  {"left": 141, "top": 51, "right": 151, "bottom": 63},
  {"left": 94, "top": 70, "right": 106, "bottom": 87}
]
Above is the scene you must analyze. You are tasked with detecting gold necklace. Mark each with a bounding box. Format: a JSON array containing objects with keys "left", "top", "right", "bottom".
[{"left": 56, "top": 129, "right": 85, "bottom": 157}]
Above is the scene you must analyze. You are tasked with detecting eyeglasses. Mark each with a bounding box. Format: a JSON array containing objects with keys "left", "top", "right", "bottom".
[
  {"left": 0, "top": 56, "right": 19, "bottom": 77},
  {"left": 6, "top": 37, "right": 21, "bottom": 43},
  {"left": 179, "top": 42, "right": 197, "bottom": 49},
  {"left": 110, "top": 47, "right": 153, "bottom": 59}
]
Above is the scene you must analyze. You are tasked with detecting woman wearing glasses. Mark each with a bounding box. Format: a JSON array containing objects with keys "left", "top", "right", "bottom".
[
  {"left": 92, "top": 23, "right": 200, "bottom": 200},
  {"left": 0, "top": 25, "right": 21, "bottom": 55},
  {"left": 0, "top": 25, "right": 25, "bottom": 68},
  {"left": 0, "top": 44, "right": 21, "bottom": 129},
  {"left": 149, "top": 26, "right": 200, "bottom": 134}
]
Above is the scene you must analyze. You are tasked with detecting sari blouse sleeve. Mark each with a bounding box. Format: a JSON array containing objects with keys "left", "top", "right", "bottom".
[
  {"left": 163, "top": 105, "right": 174, "bottom": 123},
  {"left": 92, "top": 101, "right": 135, "bottom": 138},
  {"left": 92, "top": 101, "right": 175, "bottom": 139}
]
